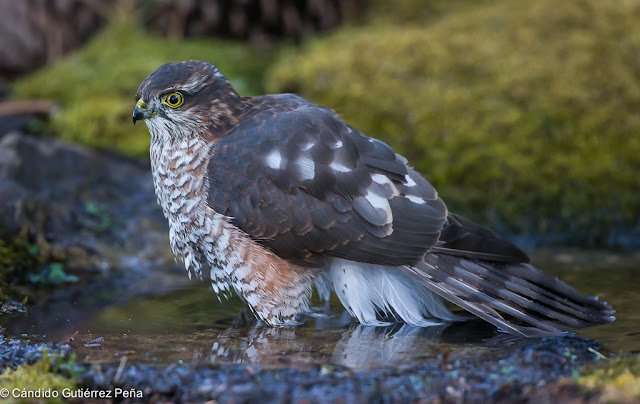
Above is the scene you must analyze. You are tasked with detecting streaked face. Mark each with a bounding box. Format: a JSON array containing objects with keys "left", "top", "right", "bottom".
[{"left": 133, "top": 60, "right": 228, "bottom": 141}]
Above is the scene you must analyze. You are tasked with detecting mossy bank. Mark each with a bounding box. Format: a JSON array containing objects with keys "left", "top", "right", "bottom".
[
  {"left": 267, "top": 0, "right": 640, "bottom": 247},
  {"left": 10, "top": 11, "right": 273, "bottom": 159},
  {"left": 8, "top": 0, "right": 640, "bottom": 247}
]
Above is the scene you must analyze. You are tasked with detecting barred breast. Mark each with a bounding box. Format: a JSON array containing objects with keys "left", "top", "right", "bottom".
[
  {"left": 148, "top": 134, "right": 315, "bottom": 325},
  {"left": 149, "top": 135, "right": 211, "bottom": 272}
]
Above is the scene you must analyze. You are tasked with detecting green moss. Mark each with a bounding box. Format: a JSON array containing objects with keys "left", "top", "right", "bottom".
[
  {"left": 366, "top": 0, "right": 493, "bottom": 25},
  {"left": 267, "top": 0, "right": 640, "bottom": 243},
  {"left": 28, "top": 263, "right": 78, "bottom": 286},
  {"left": 579, "top": 354, "right": 640, "bottom": 401},
  {"left": 0, "top": 239, "right": 40, "bottom": 301},
  {"left": 0, "top": 352, "right": 81, "bottom": 403},
  {"left": 11, "top": 8, "right": 274, "bottom": 158},
  {"left": 0, "top": 239, "right": 38, "bottom": 276}
]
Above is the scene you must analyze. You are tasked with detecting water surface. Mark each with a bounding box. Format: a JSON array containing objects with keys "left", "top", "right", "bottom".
[{"left": 4, "top": 249, "right": 639, "bottom": 369}]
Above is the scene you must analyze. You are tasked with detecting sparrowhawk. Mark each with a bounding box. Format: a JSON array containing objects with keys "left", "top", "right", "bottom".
[{"left": 132, "top": 60, "right": 614, "bottom": 337}]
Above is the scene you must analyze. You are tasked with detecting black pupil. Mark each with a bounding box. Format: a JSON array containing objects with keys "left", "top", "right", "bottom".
[{"left": 169, "top": 94, "right": 179, "bottom": 104}]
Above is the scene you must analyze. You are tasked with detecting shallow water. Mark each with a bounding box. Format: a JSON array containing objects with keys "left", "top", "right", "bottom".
[{"left": 3, "top": 249, "right": 639, "bottom": 369}]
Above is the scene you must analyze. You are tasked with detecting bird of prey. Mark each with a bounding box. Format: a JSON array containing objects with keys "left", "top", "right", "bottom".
[{"left": 132, "top": 60, "right": 614, "bottom": 337}]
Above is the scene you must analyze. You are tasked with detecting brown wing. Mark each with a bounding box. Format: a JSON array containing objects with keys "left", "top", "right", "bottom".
[
  {"left": 207, "top": 97, "right": 447, "bottom": 267},
  {"left": 432, "top": 213, "right": 530, "bottom": 264}
]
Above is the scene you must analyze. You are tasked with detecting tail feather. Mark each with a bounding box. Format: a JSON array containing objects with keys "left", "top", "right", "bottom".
[
  {"left": 451, "top": 259, "right": 605, "bottom": 328},
  {"left": 403, "top": 254, "right": 614, "bottom": 337},
  {"left": 472, "top": 260, "right": 612, "bottom": 323}
]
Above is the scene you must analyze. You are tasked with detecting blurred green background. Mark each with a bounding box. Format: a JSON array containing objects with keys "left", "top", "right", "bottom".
[{"left": 3, "top": 0, "right": 639, "bottom": 248}]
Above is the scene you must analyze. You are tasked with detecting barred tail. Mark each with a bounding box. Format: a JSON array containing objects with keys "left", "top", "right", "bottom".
[{"left": 402, "top": 254, "right": 615, "bottom": 337}]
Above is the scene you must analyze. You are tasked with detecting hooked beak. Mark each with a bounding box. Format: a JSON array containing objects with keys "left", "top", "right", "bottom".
[{"left": 132, "top": 99, "right": 148, "bottom": 125}]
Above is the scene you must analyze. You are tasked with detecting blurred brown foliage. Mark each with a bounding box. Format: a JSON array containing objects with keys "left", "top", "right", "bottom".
[
  {"left": 0, "top": 0, "right": 367, "bottom": 80},
  {"left": 0, "top": 0, "right": 106, "bottom": 80},
  {"left": 142, "top": 0, "right": 366, "bottom": 41}
]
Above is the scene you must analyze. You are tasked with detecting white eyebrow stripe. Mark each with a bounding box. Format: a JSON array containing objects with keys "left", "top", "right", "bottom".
[{"left": 174, "top": 75, "right": 208, "bottom": 93}]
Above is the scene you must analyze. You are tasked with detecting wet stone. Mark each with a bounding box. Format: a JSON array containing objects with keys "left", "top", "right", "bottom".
[{"left": 67, "top": 335, "right": 602, "bottom": 403}]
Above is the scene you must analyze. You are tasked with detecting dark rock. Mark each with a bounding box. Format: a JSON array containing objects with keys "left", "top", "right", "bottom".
[
  {"left": 0, "top": 132, "right": 167, "bottom": 267},
  {"left": 0, "top": 132, "right": 184, "bottom": 330},
  {"left": 0, "top": 115, "right": 33, "bottom": 138}
]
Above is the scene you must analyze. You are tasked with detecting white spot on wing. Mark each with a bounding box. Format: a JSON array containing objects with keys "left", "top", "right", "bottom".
[
  {"left": 372, "top": 174, "right": 399, "bottom": 195},
  {"left": 301, "top": 141, "right": 315, "bottom": 151},
  {"left": 404, "top": 175, "right": 417, "bottom": 187},
  {"left": 365, "top": 191, "right": 393, "bottom": 224},
  {"left": 405, "top": 195, "right": 426, "bottom": 205},
  {"left": 371, "top": 174, "right": 388, "bottom": 184},
  {"left": 330, "top": 161, "right": 351, "bottom": 173},
  {"left": 265, "top": 149, "right": 282, "bottom": 169},
  {"left": 331, "top": 140, "right": 343, "bottom": 150},
  {"left": 296, "top": 156, "right": 315, "bottom": 180}
]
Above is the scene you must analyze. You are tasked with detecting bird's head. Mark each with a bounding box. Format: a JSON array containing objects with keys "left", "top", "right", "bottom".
[{"left": 133, "top": 60, "right": 241, "bottom": 141}]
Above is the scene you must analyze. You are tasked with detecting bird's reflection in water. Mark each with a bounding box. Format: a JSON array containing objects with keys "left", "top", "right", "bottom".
[
  {"left": 332, "top": 322, "right": 452, "bottom": 368},
  {"left": 208, "top": 312, "right": 517, "bottom": 369}
]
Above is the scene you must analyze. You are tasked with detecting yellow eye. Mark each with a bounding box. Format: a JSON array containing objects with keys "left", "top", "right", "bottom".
[{"left": 162, "top": 91, "right": 184, "bottom": 108}]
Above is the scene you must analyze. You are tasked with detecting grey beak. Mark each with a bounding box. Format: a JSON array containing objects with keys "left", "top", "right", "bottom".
[{"left": 132, "top": 106, "right": 145, "bottom": 125}]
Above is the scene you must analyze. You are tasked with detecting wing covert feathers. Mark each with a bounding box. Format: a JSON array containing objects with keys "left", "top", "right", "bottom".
[
  {"left": 403, "top": 254, "right": 615, "bottom": 337},
  {"left": 207, "top": 99, "right": 447, "bottom": 267}
]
